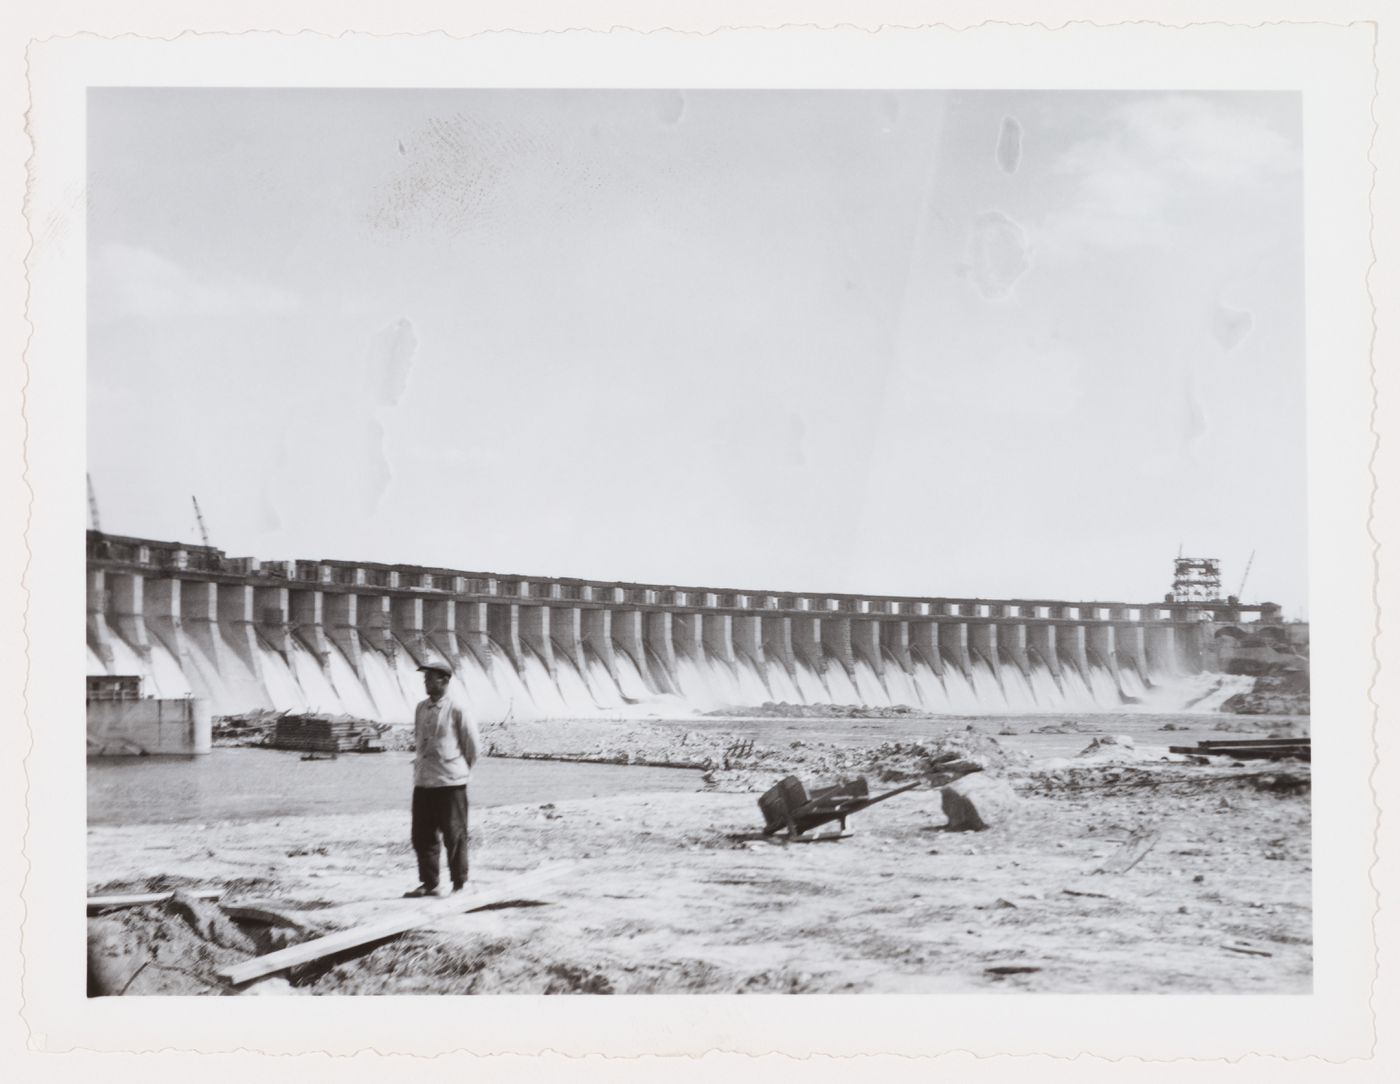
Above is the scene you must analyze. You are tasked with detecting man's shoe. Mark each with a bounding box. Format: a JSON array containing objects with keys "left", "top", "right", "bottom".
[{"left": 403, "top": 884, "right": 441, "bottom": 898}]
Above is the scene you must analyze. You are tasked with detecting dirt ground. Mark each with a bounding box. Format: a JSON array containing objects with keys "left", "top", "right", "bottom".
[{"left": 87, "top": 715, "right": 1311, "bottom": 995}]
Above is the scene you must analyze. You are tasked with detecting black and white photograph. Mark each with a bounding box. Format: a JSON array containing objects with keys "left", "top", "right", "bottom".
[
  {"left": 9, "top": 11, "right": 1386, "bottom": 1066},
  {"left": 80, "top": 84, "right": 1318, "bottom": 997}
]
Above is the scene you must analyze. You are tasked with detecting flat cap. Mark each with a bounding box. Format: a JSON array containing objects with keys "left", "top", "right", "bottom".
[{"left": 416, "top": 653, "right": 454, "bottom": 676}]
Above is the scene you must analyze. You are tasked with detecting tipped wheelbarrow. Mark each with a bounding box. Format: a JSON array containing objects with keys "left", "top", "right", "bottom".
[{"left": 757, "top": 775, "right": 920, "bottom": 841}]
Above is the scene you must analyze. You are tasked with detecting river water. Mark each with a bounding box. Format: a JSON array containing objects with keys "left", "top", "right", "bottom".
[
  {"left": 87, "top": 749, "right": 702, "bottom": 827},
  {"left": 88, "top": 711, "right": 1306, "bottom": 828}
]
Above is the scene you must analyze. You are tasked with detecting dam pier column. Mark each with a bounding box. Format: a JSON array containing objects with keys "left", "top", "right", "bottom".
[
  {"left": 909, "top": 619, "right": 942, "bottom": 675},
  {"left": 87, "top": 568, "right": 116, "bottom": 670},
  {"left": 217, "top": 584, "right": 264, "bottom": 674},
  {"left": 487, "top": 601, "right": 521, "bottom": 672},
  {"left": 1086, "top": 617, "right": 1116, "bottom": 674},
  {"left": 702, "top": 613, "right": 735, "bottom": 668},
  {"left": 109, "top": 572, "right": 150, "bottom": 661},
  {"left": 179, "top": 581, "right": 221, "bottom": 669},
  {"left": 937, "top": 605, "right": 970, "bottom": 679},
  {"left": 143, "top": 576, "right": 185, "bottom": 666},
  {"left": 323, "top": 593, "right": 363, "bottom": 675},
  {"left": 392, "top": 595, "right": 434, "bottom": 666},
  {"left": 611, "top": 609, "right": 654, "bottom": 689},
  {"left": 761, "top": 615, "right": 795, "bottom": 677},
  {"left": 968, "top": 619, "right": 998, "bottom": 679},
  {"left": 1175, "top": 621, "right": 1207, "bottom": 673},
  {"left": 881, "top": 619, "right": 913, "bottom": 674},
  {"left": 549, "top": 606, "right": 588, "bottom": 679},
  {"left": 209, "top": 582, "right": 274, "bottom": 709},
  {"left": 1112, "top": 610, "right": 1147, "bottom": 680},
  {"left": 290, "top": 589, "right": 331, "bottom": 666},
  {"left": 1026, "top": 621, "right": 1059, "bottom": 677},
  {"left": 1056, "top": 617, "right": 1090, "bottom": 678},
  {"left": 644, "top": 611, "right": 677, "bottom": 692},
  {"left": 254, "top": 585, "right": 292, "bottom": 658},
  {"left": 791, "top": 615, "right": 824, "bottom": 674},
  {"left": 732, "top": 614, "right": 764, "bottom": 670},
  {"left": 820, "top": 613, "right": 855, "bottom": 679},
  {"left": 671, "top": 612, "right": 703, "bottom": 670},
  {"left": 582, "top": 608, "right": 618, "bottom": 680},
  {"left": 517, "top": 604, "right": 555, "bottom": 678},
  {"left": 1144, "top": 621, "right": 1177, "bottom": 677},
  {"left": 422, "top": 597, "right": 465, "bottom": 672},
  {"left": 851, "top": 618, "right": 883, "bottom": 677},
  {"left": 456, "top": 600, "right": 491, "bottom": 671},
  {"left": 997, "top": 608, "right": 1030, "bottom": 677},
  {"left": 355, "top": 593, "right": 394, "bottom": 657}
]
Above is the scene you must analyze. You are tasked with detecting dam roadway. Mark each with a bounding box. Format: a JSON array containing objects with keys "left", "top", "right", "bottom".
[{"left": 86, "top": 531, "right": 1282, "bottom": 721}]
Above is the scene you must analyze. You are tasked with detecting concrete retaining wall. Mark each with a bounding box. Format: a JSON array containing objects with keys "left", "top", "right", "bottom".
[{"left": 88, "top": 697, "right": 211, "bottom": 756}]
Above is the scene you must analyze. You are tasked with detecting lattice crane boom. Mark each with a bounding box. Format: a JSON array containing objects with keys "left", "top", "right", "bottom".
[
  {"left": 191, "top": 496, "right": 212, "bottom": 549},
  {"left": 1236, "top": 550, "right": 1256, "bottom": 600},
  {"left": 87, "top": 473, "right": 101, "bottom": 533}
]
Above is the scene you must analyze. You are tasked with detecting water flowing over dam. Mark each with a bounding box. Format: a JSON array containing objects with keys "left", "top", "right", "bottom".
[{"left": 87, "top": 533, "right": 1280, "bottom": 723}]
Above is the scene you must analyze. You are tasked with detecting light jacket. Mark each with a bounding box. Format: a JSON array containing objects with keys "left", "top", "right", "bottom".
[{"left": 413, "top": 693, "right": 480, "bottom": 787}]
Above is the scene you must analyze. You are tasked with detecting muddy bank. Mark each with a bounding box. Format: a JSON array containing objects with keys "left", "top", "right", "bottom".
[
  {"left": 1219, "top": 671, "right": 1311, "bottom": 716},
  {"left": 479, "top": 712, "right": 1308, "bottom": 783},
  {"left": 88, "top": 732, "right": 1311, "bottom": 995},
  {"left": 704, "top": 702, "right": 931, "bottom": 720}
]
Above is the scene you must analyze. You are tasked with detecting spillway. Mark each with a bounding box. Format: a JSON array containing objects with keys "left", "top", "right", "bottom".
[{"left": 87, "top": 531, "right": 1282, "bottom": 723}]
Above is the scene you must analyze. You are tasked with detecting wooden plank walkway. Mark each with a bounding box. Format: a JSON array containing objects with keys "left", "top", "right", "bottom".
[
  {"left": 215, "top": 863, "right": 574, "bottom": 986},
  {"left": 87, "top": 888, "right": 223, "bottom": 914}
]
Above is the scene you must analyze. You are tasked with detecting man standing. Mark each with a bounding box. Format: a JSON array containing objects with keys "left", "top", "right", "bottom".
[{"left": 404, "top": 654, "right": 481, "bottom": 898}]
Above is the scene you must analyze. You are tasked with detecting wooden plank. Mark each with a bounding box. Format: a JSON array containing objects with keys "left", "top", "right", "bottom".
[
  {"left": 214, "top": 863, "right": 573, "bottom": 986},
  {"left": 1062, "top": 886, "right": 1114, "bottom": 900},
  {"left": 1197, "top": 738, "right": 1309, "bottom": 749},
  {"left": 87, "top": 887, "right": 222, "bottom": 913},
  {"left": 1222, "top": 941, "right": 1274, "bottom": 957},
  {"left": 1170, "top": 742, "right": 1309, "bottom": 757}
]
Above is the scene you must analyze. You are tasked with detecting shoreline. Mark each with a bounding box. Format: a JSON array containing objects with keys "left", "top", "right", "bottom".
[{"left": 89, "top": 711, "right": 1312, "bottom": 996}]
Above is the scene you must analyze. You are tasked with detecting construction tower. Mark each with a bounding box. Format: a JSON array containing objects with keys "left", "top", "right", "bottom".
[{"left": 1169, "top": 557, "right": 1222, "bottom": 604}]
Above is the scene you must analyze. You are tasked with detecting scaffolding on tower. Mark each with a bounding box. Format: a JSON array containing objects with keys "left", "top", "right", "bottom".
[{"left": 1169, "top": 557, "right": 1222, "bottom": 604}]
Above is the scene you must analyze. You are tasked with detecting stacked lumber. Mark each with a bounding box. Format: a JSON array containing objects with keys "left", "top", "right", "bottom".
[
  {"left": 1169, "top": 737, "right": 1310, "bottom": 762},
  {"left": 269, "top": 713, "right": 380, "bottom": 753}
]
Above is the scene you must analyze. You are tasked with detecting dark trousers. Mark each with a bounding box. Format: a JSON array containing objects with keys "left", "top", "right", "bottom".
[{"left": 411, "top": 785, "right": 469, "bottom": 888}]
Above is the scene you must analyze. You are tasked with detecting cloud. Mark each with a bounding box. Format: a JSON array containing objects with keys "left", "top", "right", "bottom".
[
  {"left": 1037, "top": 96, "right": 1298, "bottom": 258},
  {"left": 90, "top": 244, "right": 301, "bottom": 322}
]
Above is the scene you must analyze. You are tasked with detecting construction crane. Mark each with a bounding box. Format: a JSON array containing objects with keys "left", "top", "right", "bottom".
[
  {"left": 1236, "top": 550, "right": 1256, "bottom": 600},
  {"left": 191, "top": 496, "right": 212, "bottom": 549},
  {"left": 87, "top": 473, "right": 102, "bottom": 533}
]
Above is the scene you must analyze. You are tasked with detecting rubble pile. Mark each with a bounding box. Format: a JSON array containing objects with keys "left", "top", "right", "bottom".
[
  {"left": 1220, "top": 671, "right": 1310, "bottom": 716},
  {"left": 854, "top": 728, "right": 1020, "bottom": 785},
  {"left": 1212, "top": 716, "right": 1310, "bottom": 738},
  {"left": 701, "top": 726, "right": 1022, "bottom": 793},
  {"left": 211, "top": 709, "right": 283, "bottom": 746},
  {"left": 485, "top": 723, "right": 771, "bottom": 772},
  {"left": 87, "top": 890, "right": 316, "bottom": 997},
  {"left": 704, "top": 702, "right": 926, "bottom": 720}
]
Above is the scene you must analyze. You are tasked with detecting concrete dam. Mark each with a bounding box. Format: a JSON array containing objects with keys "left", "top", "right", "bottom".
[{"left": 87, "top": 532, "right": 1277, "bottom": 724}]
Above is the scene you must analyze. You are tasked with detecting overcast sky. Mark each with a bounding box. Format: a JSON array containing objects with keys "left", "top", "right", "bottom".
[{"left": 87, "top": 89, "right": 1306, "bottom": 614}]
